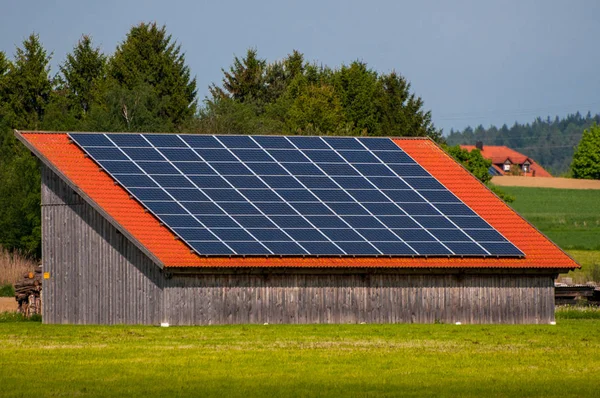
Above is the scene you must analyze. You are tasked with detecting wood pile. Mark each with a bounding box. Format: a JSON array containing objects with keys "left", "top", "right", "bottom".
[{"left": 14, "top": 266, "right": 42, "bottom": 316}]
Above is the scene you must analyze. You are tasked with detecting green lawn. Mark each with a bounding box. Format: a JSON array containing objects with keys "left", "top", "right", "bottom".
[
  {"left": 1, "top": 321, "right": 599, "bottom": 397},
  {"left": 498, "top": 186, "right": 600, "bottom": 251}
]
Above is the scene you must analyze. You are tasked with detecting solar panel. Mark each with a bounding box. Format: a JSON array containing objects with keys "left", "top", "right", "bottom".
[{"left": 70, "top": 133, "right": 524, "bottom": 258}]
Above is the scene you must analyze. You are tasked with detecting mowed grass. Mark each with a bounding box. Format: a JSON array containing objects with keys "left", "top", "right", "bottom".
[
  {"left": 497, "top": 186, "right": 600, "bottom": 250},
  {"left": 1, "top": 322, "right": 599, "bottom": 397}
]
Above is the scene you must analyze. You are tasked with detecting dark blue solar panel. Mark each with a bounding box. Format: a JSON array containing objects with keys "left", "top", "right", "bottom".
[
  {"left": 211, "top": 162, "right": 253, "bottom": 175},
  {"left": 247, "top": 162, "right": 288, "bottom": 175},
  {"left": 72, "top": 133, "right": 113, "bottom": 147},
  {"left": 101, "top": 161, "right": 142, "bottom": 174},
  {"left": 299, "top": 242, "right": 344, "bottom": 255},
  {"left": 250, "top": 229, "right": 292, "bottom": 241},
  {"left": 336, "top": 242, "right": 380, "bottom": 255},
  {"left": 212, "top": 228, "right": 255, "bottom": 241},
  {"left": 122, "top": 147, "right": 164, "bottom": 161},
  {"left": 129, "top": 188, "right": 171, "bottom": 201},
  {"left": 285, "top": 229, "right": 329, "bottom": 242},
  {"left": 239, "top": 189, "right": 282, "bottom": 202},
  {"left": 189, "top": 241, "right": 234, "bottom": 255},
  {"left": 87, "top": 147, "right": 128, "bottom": 161},
  {"left": 173, "top": 162, "right": 216, "bottom": 175},
  {"left": 262, "top": 176, "right": 303, "bottom": 189},
  {"left": 429, "top": 229, "right": 471, "bottom": 242},
  {"left": 254, "top": 135, "right": 295, "bottom": 149},
  {"left": 338, "top": 150, "right": 379, "bottom": 163},
  {"left": 114, "top": 174, "right": 158, "bottom": 188},
  {"left": 323, "top": 137, "right": 363, "bottom": 150},
  {"left": 358, "top": 229, "right": 397, "bottom": 242},
  {"left": 269, "top": 216, "right": 312, "bottom": 228},
  {"left": 312, "top": 189, "right": 354, "bottom": 202},
  {"left": 173, "top": 228, "right": 218, "bottom": 241},
  {"left": 181, "top": 135, "right": 223, "bottom": 148},
  {"left": 267, "top": 149, "right": 310, "bottom": 163},
  {"left": 343, "top": 216, "right": 384, "bottom": 229},
  {"left": 160, "top": 149, "right": 202, "bottom": 162},
  {"left": 306, "top": 216, "right": 348, "bottom": 228},
  {"left": 384, "top": 190, "right": 425, "bottom": 203},
  {"left": 263, "top": 241, "right": 306, "bottom": 254},
  {"left": 110, "top": 134, "right": 151, "bottom": 147},
  {"left": 296, "top": 176, "right": 336, "bottom": 189},
  {"left": 360, "top": 138, "right": 401, "bottom": 150},
  {"left": 409, "top": 242, "right": 451, "bottom": 255},
  {"left": 71, "top": 133, "right": 523, "bottom": 258},
  {"left": 333, "top": 176, "right": 373, "bottom": 189},
  {"left": 194, "top": 149, "right": 237, "bottom": 162},
  {"left": 136, "top": 161, "right": 179, "bottom": 175},
  {"left": 372, "top": 242, "right": 415, "bottom": 255},
  {"left": 231, "top": 149, "right": 272, "bottom": 162},
  {"left": 445, "top": 242, "right": 487, "bottom": 255},
  {"left": 354, "top": 163, "right": 395, "bottom": 176},
  {"left": 283, "top": 164, "right": 325, "bottom": 176},
  {"left": 145, "top": 134, "right": 187, "bottom": 148},
  {"left": 219, "top": 202, "right": 261, "bottom": 215},
  {"left": 152, "top": 175, "right": 194, "bottom": 188},
  {"left": 303, "top": 150, "right": 345, "bottom": 163},
  {"left": 196, "top": 215, "right": 239, "bottom": 228},
  {"left": 288, "top": 136, "right": 329, "bottom": 149},
  {"left": 218, "top": 135, "right": 260, "bottom": 148},
  {"left": 144, "top": 201, "right": 187, "bottom": 215},
  {"left": 182, "top": 202, "right": 224, "bottom": 215},
  {"left": 234, "top": 215, "right": 277, "bottom": 228},
  {"left": 321, "top": 228, "right": 364, "bottom": 242},
  {"left": 372, "top": 151, "right": 415, "bottom": 164},
  {"left": 226, "top": 176, "right": 268, "bottom": 189}
]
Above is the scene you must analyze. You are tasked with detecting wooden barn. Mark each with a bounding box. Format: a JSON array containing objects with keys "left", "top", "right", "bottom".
[{"left": 16, "top": 131, "right": 578, "bottom": 325}]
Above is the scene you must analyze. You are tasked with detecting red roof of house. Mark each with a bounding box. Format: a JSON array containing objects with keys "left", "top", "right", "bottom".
[
  {"left": 18, "top": 131, "right": 577, "bottom": 270},
  {"left": 461, "top": 145, "right": 552, "bottom": 177}
]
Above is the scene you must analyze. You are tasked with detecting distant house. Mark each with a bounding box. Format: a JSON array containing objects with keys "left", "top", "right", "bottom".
[{"left": 461, "top": 142, "right": 552, "bottom": 177}]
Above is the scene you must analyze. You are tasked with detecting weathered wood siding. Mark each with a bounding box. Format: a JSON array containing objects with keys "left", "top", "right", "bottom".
[
  {"left": 164, "top": 273, "right": 554, "bottom": 325},
  {"left": 41, "top": 166, "right": 555, "bottom": 325},
  {"left": 41, "top": 166, "right": 163, "bottom": 324}
]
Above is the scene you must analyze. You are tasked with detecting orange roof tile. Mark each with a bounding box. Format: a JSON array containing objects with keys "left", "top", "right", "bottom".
[
  {"left": 18, "top": 131, "right": 577, "bottom": 269},
  {"left": 461, "top": 145, "right": 552, "bottom": 177}
]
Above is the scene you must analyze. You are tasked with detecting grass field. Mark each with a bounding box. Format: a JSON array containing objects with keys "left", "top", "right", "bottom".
[
  {"left": 497, "top": 186, "right": 600, "bottom": 251},
  {"left": 0, "top": 321, "right": 599, "bottom": 397}
]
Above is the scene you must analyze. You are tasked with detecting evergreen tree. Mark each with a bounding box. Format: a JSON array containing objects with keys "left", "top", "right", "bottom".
[
  {"left": 59, "top": 35, "right": 106, "bottom": 116},
  {"left": 108, "top": 22, "right": 197, "bottom": 128},
  {"left": 571, "top": 123, "right": 600, "bottom": 179},
  {"left": 209, "top": 48, "right": 266, "bottom": 104}
]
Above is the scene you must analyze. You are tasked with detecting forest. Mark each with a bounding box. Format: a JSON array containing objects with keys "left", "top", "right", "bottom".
[{"left": 446, "top": 112, "right": 600, "bottom": 176}]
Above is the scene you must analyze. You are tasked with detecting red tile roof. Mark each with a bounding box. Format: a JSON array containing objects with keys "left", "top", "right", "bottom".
[
  {"left": 461, "top": 145, "right": 552, "bottom": 177},
  {"left": 18, "top": 131, "right": 577, "bottom": 270}
]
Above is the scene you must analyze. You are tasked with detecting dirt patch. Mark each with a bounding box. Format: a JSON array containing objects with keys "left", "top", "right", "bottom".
[
  {"left": 0, "top": 297, "right": 17, "bottom": 312},
  {"left": 491, "top": 176, "right": 600, "bottom": 190}
]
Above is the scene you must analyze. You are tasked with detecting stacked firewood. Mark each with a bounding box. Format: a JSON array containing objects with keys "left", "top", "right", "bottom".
[{"left": 14, "top": 266, "right": 42, "bottom": 316}]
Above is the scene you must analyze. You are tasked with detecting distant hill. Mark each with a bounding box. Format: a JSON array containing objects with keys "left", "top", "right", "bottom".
[{"left": 445, "top": 112, "right": 600, "bottom": 176}]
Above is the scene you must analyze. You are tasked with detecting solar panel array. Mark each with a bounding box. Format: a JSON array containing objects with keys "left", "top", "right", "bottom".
[{"left": 69, "top": 133, "right": 524, "bottom": 258}]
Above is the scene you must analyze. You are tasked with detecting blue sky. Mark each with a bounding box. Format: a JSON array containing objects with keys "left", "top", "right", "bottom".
[{"left": 1, "top": 0, "right": 599, "bottom": 133}]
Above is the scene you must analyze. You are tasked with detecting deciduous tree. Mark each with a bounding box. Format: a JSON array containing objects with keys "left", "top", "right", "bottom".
[{"left": 571, "top": 123, "right": 600, "bottom": 179}]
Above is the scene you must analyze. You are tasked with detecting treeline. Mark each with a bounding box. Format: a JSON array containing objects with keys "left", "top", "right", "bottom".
[
  {"left": 0, "top": 22, "right": 440, "bottom": 258},
  {"left": 446, "top": 112, "right": 600, "bottom": 175}
]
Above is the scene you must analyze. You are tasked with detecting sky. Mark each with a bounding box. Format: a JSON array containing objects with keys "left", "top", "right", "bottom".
[{"left": 1, "top": 0, "right": 599, "bottom": 134}]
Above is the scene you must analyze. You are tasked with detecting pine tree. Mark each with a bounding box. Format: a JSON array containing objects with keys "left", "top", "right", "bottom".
[
  {"left": 108, "top": 22, "right": 197, "bottom": 128},
  {"left": 571, "top": 123, "right": 600, "bottom": 179},
  {"left": 60, "top": 35, "right": 106, "bottom": 116},
  {"left": 210, "top": 48, "right": 266, "bottom": 104}
]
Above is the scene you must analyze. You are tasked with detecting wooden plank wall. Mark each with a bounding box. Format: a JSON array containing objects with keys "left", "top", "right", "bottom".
[
  {"left": 41, "top": 166, "right": 555, "bottom": 325},
  {"left": 41, "top": 166, "right": 163, "bottom": 324},
  {"left": 164, "top": 273, "right": 554, "bottom": 325}
]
